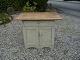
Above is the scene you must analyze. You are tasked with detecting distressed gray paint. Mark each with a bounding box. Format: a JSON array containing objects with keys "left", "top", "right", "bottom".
[{"left": 23, "top": 21, "right": 55, "bottom": 48}]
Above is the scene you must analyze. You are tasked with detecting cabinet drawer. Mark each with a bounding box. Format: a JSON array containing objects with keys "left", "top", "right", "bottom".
[
  {"left": 23, "top": 21, "right": 54, "bottom": 26},
  {"left": 39, "top": 21, "right": 54, "bottom": 26},
  {"left": 23, "top": 21, "right": 38, "bottom": 26}
]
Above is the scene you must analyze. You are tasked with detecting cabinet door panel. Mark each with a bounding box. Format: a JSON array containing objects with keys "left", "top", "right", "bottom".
[
  {"left": 39, "top": 27, "right": 54, "bottom": 47},
  {"left": 23, "top": 27, "right": 38, "bottom": 48}
]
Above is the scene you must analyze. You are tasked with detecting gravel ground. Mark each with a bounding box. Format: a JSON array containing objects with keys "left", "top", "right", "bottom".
[{"left": 0, "top": 13, "right": 80, "bottom": 60}]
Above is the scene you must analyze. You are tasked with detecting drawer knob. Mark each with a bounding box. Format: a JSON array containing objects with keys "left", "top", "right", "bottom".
[{"left": 39, "top": 32, "right": 42, "bottom": 36}]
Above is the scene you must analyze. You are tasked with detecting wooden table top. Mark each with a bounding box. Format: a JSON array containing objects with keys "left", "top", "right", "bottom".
[{"left": 15, "top": 12, "right": 62, "bottom": 20}]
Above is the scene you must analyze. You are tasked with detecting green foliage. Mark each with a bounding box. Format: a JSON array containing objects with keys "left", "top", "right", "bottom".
[
  {"left": 23, "top": 1, "right": 37, "bottom": 12},
  {"left": 0, "top": 0, "right": 48, "bottom": 12},
  {"left": 0, "top": 13, "right": 11, "bottom": 25},
  {"left": 31, "top": 0, "right": 48, "bottom": 12},
  {"left": 0, "top": 0, "right": 27, "bottom": 13},
  {"left": 26, "top": 0, "right": 48, "bottom": 12}
]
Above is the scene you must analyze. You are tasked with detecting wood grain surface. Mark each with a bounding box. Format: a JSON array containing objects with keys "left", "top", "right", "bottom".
[{"left": 15, "top": 12, "right": 62, "bottom": 20}]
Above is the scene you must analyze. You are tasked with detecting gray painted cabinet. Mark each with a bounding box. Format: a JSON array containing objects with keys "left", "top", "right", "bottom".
[
  {"left": 15, "top": 12, "right": 62, "bottom": 48},
  {"left": 23, "top": 21, "right": 55, "bottom": 48}
]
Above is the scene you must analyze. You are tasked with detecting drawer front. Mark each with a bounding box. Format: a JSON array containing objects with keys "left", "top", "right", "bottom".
[
  {"left": 23, "top": 21, "right": 54, "bottom": 26},
  {"left": 23, "top": 21, "right": 38, "bottom": 26},
  {"left": 39, "top": 21, "right": 54, "bottom": 26}
]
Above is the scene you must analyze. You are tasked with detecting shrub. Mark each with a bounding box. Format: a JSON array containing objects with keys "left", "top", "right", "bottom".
[
  {"left": 25, "top": 0, "right": 48, "bottom": 12},
  {"left": 23, "top": 1, "right": 37, "bottom": 12},
  {"left": 0, "top": 0, "right": 27, "bottom": 12},
  {"left": 0, "top": 0, "right": 48, "bottom": 12},
  {"left": 0, "top": 13, "right": 11, "bottom": 25}
]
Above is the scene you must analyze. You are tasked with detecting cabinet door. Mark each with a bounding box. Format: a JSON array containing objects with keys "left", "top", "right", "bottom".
[
  {"left": 23, "top": 27, "right": 38, "bottom": 48},
  {"left": 39, "top": 27, "right": 54, "bottom": 47}
]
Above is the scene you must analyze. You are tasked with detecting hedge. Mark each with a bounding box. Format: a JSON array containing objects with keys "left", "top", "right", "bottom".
[
  {"left": 29, "top": 0, "right": 48, "bottom": 12},
  {"left": 0, "top": 0, "right": 27, "bottom": 13},
  {"left": 0, "top": 0, "right": 48, "bottom": 12}
]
